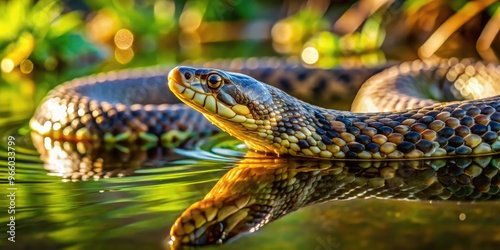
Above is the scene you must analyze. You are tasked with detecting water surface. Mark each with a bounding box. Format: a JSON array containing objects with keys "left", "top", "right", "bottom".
[{"left": 0, "top": 89, "right": 499, "bottom": 250}]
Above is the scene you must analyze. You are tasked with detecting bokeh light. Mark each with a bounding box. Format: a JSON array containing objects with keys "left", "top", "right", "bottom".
[
  {"left": 301, "top": 47, "right": 319, "bottom": 64},
  {"left": 87, "top": 9, "right": 120, "bottom": 43},
  {"left": 114, "top": 29, "right": 134, "bottom": 50},
  {"left": 180, "top": 8, "right": 202, "bottom": 33},
  {"left": 459, "top": 213, "right": 467, "bottom": 221},
  {"left": 1, "top": 58, "right": 14, "bottom": 73},
  {"left": 271, "top": 20, "right": 304, "bottom": 45},
  {"left": 154, "top": 0, "right": 175, "bottom": 22},
  {"left": 115, "top": 47, "right": 134, "bottom": 64},
  {"left": 44, "top": 57, "right": 58, "bottom": 71},
  {"left": 271, "top": 21, "right": 293, "bottom": 44},
  {"left": 20, "top": 59, "right": 34, "bottom": 74}
]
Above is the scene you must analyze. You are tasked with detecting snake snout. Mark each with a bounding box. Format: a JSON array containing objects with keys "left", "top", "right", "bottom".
[{"left": 168, "top": 66, "right": 196, "bottom": 87}]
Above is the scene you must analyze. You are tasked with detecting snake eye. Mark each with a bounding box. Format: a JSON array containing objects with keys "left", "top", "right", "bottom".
[
  {"left": 207, "top": 74, "right": 222, "bottom": 89},
  {"left": 184, "top": 72, "right": 192, "bottom": 80}
]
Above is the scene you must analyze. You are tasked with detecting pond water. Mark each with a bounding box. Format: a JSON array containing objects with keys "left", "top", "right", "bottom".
[{"left": 1, "top": 73, "right": 500, "bottom": 250}]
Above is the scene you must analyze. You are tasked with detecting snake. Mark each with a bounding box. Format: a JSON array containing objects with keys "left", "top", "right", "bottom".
[
  {"left": 30, "top": 58, "right": 383, "bottom": 148},
  {"left": 167, "top": 58, "right": 500, "bottom": 160},
  {"left": 168, "top": 153, "right": 500, "bottom": 248},
  {"left": 31, "top": 58, "right": 500, "bottom": 160},
  {"left": 27, "top": 59, "right": 500, "bottom": 248}
]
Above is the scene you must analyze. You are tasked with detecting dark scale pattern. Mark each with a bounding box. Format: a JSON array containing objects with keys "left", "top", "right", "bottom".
[
  {"left": 482, "top": 131, "right": 497, "bottom": 144},
  {"left": 369, "top": 122, "right": 384, "bottom": 128},
  {"left": 448, "top": 136, "right": 465, "bottom": 147},
  {"left": 321, "top": 135, "right": 333, "bottom": 145},
  {"left": 452, "top": 109, "right": 467, "bottom": 118},
  {"left": 419, "top": 116, "right": 435, "bottom": 124},
  {"left": 471, "top": 124, "right": 488, "bottom": 135},
  {"left": 304, "top": 99, "right": 497, "bottom": 160},
  {"left": 298, "top": 140, "right": 310, "bottom": 149},
  {"left": 377, "top": 126, "right": 393, "bottom": 135},
  {"left": 489, "top": 121, "right": 500, "bottom": 132},
  {"left": 435, "top": 137, "right": 448, "bottom": 147},
  {"left": 315, "top": 127, "right": 326, "bottom": 135},
  {"left": 454, "top": 125, "right": 471, "bottom": 137},
  {"left": 347, "top": 126, "right": 361, "bottom": 135},
  {"left": 490, "top": 112, "right": 500, "bottom": 122},
  {"left": 355, "top": 134, "right": 371, "bottom": 145},
  {"left": 397, "top": 141, "right": 416, "bottom": 153},
  {"left": 326, "top": 131, "right": 339, "bottom": 138},
  {"left": 460, "top": 116, "right": 475, "bottom": 126},
  {"left": 298, "top": 60, "right": 500, "bottom": 159},
  {"left": 467, "top": 107, "right": 481, "bottom": 117},
  {"left": 416, "top": 140, "right": 433, "bottom": 153},
  {"left": 438, "top": 127, "right": 455, "bottom": 138},
  {"left": 347, "top": 142, "right": 365, "bottom": 153},
  {"left": 404, "top": 131, "right": 421, "bottom": 143},
  {"left": 365, "top": 142, "right": 380, "bottom": 153},
  {"left": 481, "top": 106, "right": 496, "bottom": 115}
]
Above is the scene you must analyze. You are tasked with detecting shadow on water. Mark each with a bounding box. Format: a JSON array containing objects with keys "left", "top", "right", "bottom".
[{"left": 1, "top": 112, "right": 499, "bottom": 249}]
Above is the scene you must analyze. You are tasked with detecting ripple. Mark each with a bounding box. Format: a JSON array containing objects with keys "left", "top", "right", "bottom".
[
  {"left": 173, "top": 132, "right": 247, "bottom": 162},
  {"left": 0, "top": 115, "right": 45, "bottom": 184},
  {"left": 0, "top": 117, "right": 39, "bottom": 161}
]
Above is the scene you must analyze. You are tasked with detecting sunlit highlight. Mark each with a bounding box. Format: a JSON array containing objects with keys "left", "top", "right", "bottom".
[
  {"left": 1, "top": 58, "right": 14, "bottom": 73},
  {"left": 46, "top": 99, "right": 68, "bottom": 122},
  {"left": 301, "top": 46, "right": 319, "bottom": 64}
]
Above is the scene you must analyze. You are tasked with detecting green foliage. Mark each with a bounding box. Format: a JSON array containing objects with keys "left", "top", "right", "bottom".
[
  {"left": 85, "top": 0, "right": 176, "bottom": 36},
  {"left": 203, "top": 0, "right": 261, "bottom": 21},
  {"left": 0, "top": 0, "right": 102, "bottom": 71}
]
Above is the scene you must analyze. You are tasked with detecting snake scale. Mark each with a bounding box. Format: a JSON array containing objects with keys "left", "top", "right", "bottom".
[{"left": 31, "top": 58, "right": 500, "bottom": 160}]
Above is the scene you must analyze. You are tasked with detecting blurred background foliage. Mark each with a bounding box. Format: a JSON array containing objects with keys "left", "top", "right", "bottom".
[{"left": 1, "top": 0, "right": 500, "bottom": 114}]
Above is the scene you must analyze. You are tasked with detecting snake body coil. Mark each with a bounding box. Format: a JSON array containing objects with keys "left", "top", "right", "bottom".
[
  {"left": 32, "top": 58, "right": 500, "bottom": 159},
  {"left": 30, "top": 59, "right": 379, "bottom": 148}
]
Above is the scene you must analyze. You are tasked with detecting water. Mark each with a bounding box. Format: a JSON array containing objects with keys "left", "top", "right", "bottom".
[
  {"left": 1, "top": 87, "right": 499, "bottom": 250},
  {"left": 0, "top": 114, "right": 233, "bottom": 249}
]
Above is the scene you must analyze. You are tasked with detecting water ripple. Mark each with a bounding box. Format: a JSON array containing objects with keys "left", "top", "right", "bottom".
[{"left": 174, "top": 133, "right": 247, "bottom": 162}]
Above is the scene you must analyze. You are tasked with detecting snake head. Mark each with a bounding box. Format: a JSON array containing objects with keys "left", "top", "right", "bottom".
[
  {"left": 169, "top": 194, "right": 266, "bottom": 249},
  {"left": 168, "top": 66, "right": 292, "bottom": 153}
]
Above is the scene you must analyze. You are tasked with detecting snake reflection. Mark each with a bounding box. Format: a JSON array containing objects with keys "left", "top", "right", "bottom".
[
  {"left": 169, "top": 153, "right": 499, "bottom": 248},
  {"left": 31, "top": 134, "right": 500, "bottom": 248}
]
